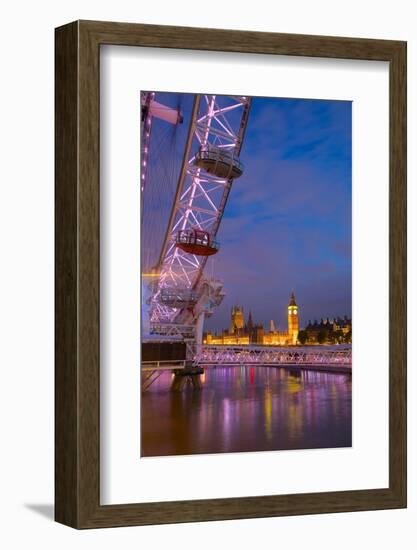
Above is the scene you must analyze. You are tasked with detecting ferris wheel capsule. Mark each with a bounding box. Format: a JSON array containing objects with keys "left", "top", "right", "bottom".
[
  {"left": 194, "top": 146, "right": 244, "bottom": 179},
  {"left": 158, "top": 287, "right": 199, "bottom": 309},
  {"left": 175, "top": 229, "right": 220, "bottom": 256}
]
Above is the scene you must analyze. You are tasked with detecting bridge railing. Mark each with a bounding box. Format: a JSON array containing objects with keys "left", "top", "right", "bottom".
[{"left": 194, "top": 344, "right": 352, "bottom": 366}]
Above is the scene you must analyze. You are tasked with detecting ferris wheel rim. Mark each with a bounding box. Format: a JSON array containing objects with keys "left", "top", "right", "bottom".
[{"left": 144, "top": 93, "right": 252, "bottom": 326}]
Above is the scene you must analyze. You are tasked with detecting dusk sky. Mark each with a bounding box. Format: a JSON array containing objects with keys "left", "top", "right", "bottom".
[
  {"left": 143, "top": 93, "right": 352, "bottom": 333},
  {"left": 206, "top": 96, "right": 352, "bottom": 332}
]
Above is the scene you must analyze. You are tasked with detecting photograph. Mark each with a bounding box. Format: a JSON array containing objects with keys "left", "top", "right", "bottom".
[
  {"left": 0, "top": 0, "right": 408, "bottom": 537},
  {"left": 140, "top": 91, "right": 352, "bottom": 458}
]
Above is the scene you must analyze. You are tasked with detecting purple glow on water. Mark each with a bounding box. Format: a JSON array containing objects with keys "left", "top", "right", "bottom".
[{"left": 141, "top": 366, "right": 352, "bottom": 457}]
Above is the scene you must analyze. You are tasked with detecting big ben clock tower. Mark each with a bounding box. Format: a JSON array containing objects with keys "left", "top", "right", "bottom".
[{"left": 287, "top": 292, "right": 299, "bottom": 345}]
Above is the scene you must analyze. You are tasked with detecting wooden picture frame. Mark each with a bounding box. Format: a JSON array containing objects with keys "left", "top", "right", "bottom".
[{"left": 55, "top": 20, "right": 407, "bottom": 528}]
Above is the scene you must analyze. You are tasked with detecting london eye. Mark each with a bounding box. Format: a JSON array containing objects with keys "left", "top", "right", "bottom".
[{"left": 141, "top": 92, "right": 251, "bottom": 346}]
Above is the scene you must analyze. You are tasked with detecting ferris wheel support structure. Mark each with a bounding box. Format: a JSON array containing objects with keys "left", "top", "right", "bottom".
[{"left": 148, "top": 94, "right": 251, "bottom": 337}]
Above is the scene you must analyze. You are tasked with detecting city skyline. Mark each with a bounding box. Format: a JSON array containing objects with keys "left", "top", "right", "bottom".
[
  {"left": 204, "top": 291, "right": 352, "bottom": 347},
  {"left": 206, "top": 302, "right": 352, "bottom": 335}
]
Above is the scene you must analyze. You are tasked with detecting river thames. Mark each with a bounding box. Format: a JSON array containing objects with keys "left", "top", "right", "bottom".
[{"left": 141, "top": 366, "right": 352, "bottom": 457}]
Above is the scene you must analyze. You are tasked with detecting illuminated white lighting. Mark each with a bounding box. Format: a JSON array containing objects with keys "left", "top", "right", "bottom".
[{"left": 146, "top": 94, "right": 249, "bottom": 327}]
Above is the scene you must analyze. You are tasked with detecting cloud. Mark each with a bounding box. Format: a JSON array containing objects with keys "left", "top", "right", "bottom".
[{"left": 205, "top": 96, "right": 352, "bottom": 332}]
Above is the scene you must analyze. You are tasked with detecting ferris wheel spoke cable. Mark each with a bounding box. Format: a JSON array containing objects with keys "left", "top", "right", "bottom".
[
  {"left": 142, "top": 121, "right": 181, "bottom": 271},
  {"left": 143, "top": 94, "right": 251, "bottom": 326}
]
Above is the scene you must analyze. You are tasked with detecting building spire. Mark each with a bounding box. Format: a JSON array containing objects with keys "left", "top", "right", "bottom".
[
  {"left": 247, "top": 310, "right": 254, "bottom": 329},
  {"left": 289, "top": 291, "right": 297, "bottom": 307}
]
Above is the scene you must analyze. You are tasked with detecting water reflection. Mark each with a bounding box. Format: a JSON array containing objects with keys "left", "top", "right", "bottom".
[{"left": 141, "top": 366, "right": 352, "bottom": 457}]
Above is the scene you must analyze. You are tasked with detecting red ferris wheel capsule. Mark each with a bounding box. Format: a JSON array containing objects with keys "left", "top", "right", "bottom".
[{"left": 175, "top": 229, "right": 219, "bottom": 256}]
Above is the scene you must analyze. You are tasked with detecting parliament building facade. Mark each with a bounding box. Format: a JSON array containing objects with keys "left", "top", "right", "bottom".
[{"left": 203, "top": 292, "right": 351, "bottom": 346}]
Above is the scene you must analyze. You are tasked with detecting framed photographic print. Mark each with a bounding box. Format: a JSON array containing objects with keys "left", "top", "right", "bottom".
[{"left": 55, "top": 20, "right": 406, "bottom": 528}]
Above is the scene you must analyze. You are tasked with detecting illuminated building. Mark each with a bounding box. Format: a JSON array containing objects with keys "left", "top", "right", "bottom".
[
  {"left": 229, "top": 305, "right": 245, "bottom": 333},
  {"left": 302, "top": 316, "right": 352, "bottom": 344},
  {"left": 205, "top": 292, "right": 299, "bottom": 346},
  {"left": 203, "top": 292, "right": 351, "bottom": 346},
  {"left": 263, "top": 292, "right": 299, "bottom": 345}
]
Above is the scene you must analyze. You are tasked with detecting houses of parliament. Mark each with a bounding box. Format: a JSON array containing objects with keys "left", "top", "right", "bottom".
[
  {"left": 204, "top": 292, "right": 300, "bottom": 346},
  {"left": 203, "top": 292, "right": 352, "bottom": 346}
]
